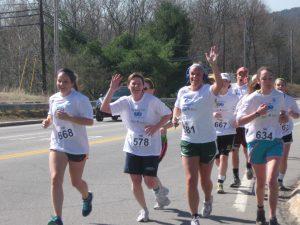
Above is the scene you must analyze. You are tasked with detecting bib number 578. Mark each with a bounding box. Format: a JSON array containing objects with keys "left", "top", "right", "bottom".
[{"left": 133, "top": 137, "right": 149, "bottom": 147}]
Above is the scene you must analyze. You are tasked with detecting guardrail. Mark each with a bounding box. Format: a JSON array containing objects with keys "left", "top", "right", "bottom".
[{"left": 0, "top": 98, "right": 176, "bottom": 112}]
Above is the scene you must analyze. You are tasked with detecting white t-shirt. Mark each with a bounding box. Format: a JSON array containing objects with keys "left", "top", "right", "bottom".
[
  {"left": 281, "top": 94, "right": 300, "bottom": 136},
  {"left": 48, "top": 90, "right": 93, "bottom": 154},
  {"left": 175, "top": 84, "right": 217, "bottom": 143},
  {"left": 213, "top": 91, "right": 239, "bottom": 136},
  {"left": 231, "top": 83, "right": 248, "bottom": 128},
  {"left": 110, "top": 93, "right": 171, "bottom": 156},
  {"left": 231, "top": 83, "right": 248, "bottom": 99},
  {"left": 237, "top": 89, "right": 286, "bottom": 143}
]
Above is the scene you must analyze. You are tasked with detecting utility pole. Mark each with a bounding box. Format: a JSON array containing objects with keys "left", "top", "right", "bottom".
[
  {"left": 243, "top": 20, "right": 247, "bottom": 68},
  {"left": 290, "top": 29, "right": 293, "bottom": 84},
  {"left": 39, "top": 0, "right": 47, "bottom": 93},
  {"left": 53, "top": 0, "right": 59, "bottom": 90},
  {"left": 222, "top": 22, "right": 226, "bottom": 72}
]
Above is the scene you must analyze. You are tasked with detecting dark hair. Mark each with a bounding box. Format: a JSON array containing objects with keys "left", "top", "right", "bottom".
[
  {"left": 144, "top": 78, "right": 155, "bottom": 89},
  {"left": 256, "top": 66, "right": 274, "bottom": 80},
  {"left": 127, "top": 72, "right": 144, "bottom": 85},
  {"left": 57, "top": 68, "right": 79, "bottom": 91}
]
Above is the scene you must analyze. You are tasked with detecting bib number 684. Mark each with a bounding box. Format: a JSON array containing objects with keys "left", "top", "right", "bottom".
[{"left": 58, "top": 129, "right": 74, "bottom": 140}]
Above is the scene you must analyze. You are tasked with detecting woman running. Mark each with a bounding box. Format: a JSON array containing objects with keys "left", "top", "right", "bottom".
[
  {"left": 213, "top": 73, "right": 239, "bottom": 194},
  {"left": 100, "top": 73, "right": 172, "bottom": 222},
  {"left": 172, "top": 46, "right": 222, "bottom": 225},
  {"left": 236, "top": 67, "right": 288, "bottom": 225},
  {"left": 144, "top": 77, "right": 172, "bottom": 209},
  {"left": 42, "top": 68, "right": 94, "bottom": 225},
  {"left": 274, "top": 78, "right": 300, "bottom": 190}
]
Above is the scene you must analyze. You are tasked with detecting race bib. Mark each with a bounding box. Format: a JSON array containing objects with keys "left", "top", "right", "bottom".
[
  {"left": 214, "top": 121, "right": 228, "bottom": 130},
  {"left": 255, "top": 128, "right": 274, "bottom": 140},
  {"left": 281, "top": 123, "right": 289, "bottom": 132},
  {"left": 182, "top": 120, "right": 196, "bottom": 134},
  {"left": 57, "top": 125, "right": 75, "bottom": 140},
  {"left": 129, "top": 133, "right": 151, "bottom": 147}
]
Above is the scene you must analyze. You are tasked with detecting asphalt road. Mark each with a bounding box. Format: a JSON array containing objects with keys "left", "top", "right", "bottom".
[{"left": 0, "top": 119, "right": 300, "bottom": 225}]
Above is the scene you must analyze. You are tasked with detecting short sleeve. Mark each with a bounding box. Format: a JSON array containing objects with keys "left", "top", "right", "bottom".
[
  {"left": 154, "top": 97, "right": 172, "bottom": 116},
  {"left": 78, "top": 96, "right": 93, "bottom": 119},
  {"left": 174, "top": 88, "right": 184, "bottom": 108},
  {"left": 236, "top": 95, "right": 252, "bottom": 120},
  {"left": 110, "top": 96, "right": 128, "bottom": 116}
]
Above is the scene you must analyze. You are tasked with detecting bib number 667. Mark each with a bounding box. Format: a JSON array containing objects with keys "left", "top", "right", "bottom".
[{"left": 58, "top": 129, "right": 74, "bottom": 140}]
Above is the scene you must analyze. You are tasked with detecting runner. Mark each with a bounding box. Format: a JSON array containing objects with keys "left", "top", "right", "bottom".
[
  {"left": 213, "top": 73, "right": 239, "bottom": 194},
  {"left": 236, "top": 67, "right": 288, "bottom": 225},
  {"left": 144, "top": 77, "right": 172, "bottom": 209},
  {"left": 231, "top": 66, "right": 253, "bottom": 187},
  {"left": 274, "top": 78, "right": 300, "bottom": 190},
  {"left": 172, "top": 46, "right": 222, "bottom": 225},
  {"left": 42, "top": 68, "right": 94, "bottom": 225},
  {"left": 100, "top": 73, "right": 172, "bottom": 222}
]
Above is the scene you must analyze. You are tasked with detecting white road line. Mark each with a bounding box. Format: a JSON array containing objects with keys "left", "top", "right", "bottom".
[
  {"left": 88, "top": 135, "right": 103, "bottom": 140},
  {"left": 233, "top": 174, "right": 255, "bottom": 212}
]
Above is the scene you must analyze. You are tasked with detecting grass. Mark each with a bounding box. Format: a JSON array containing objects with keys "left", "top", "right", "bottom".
[{"left": 0, "top": 89, "right": 48, "bottom": 103}]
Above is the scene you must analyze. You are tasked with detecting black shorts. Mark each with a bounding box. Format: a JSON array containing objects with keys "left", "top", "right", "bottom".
[
  {"left": 66, "top": 153, "right": 87, "bottom": 162},
  {"left": 216, "top": 134, "right": 235, "bottom": 158},
  {"left": 282, "top": 133, "right": 293, "bottom": 144},
  {"left": 124, "top": 152, "right": 159, "bottom": 177},
  {"left": 233, "top": 127, "right": 247, "bottom": 149}
]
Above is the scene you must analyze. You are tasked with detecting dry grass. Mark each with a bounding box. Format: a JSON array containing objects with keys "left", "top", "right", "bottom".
[{"left": 0, "top": 89, "right": 48, "bottom": 103}]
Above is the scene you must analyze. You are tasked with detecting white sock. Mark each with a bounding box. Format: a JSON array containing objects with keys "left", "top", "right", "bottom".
[
  {"left": 218, "top": 175, "right": 226, "bottom": 181},
  {"left": 278, "top": 173, "right": 285, "bottom": 181}
]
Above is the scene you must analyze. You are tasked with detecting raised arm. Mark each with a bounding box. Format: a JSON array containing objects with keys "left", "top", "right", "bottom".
[
  {"left": 206, "top": 46, "right": 222, "bottom": 95},
  {"left": 100, "top": 74, "right": 123, "bottom": 114}
]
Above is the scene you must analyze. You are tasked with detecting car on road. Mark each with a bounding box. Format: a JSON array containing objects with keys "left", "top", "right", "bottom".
[{"left": 95, "top": 86, "right": 130, "bottom": 121}]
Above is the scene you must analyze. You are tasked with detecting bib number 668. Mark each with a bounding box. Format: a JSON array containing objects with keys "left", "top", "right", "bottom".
[{"left": 58, "top": 129, "right": 74, "bottom": 140}]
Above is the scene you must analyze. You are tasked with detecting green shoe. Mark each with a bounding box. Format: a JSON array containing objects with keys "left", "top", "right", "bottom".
[
  {"left": 48, "top": 216, "right": 63, "bottom": 225},
  {"left": 82, "top": 192, "right": 93, "bottom": 217}
]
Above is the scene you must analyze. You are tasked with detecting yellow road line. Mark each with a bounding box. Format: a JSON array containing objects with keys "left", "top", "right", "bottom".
[
  {"left": 0, "top": 135, "right": 125, "bottom": 161},
  {"left": 0, "top": 127, "right": 179, "bottom": 161}
]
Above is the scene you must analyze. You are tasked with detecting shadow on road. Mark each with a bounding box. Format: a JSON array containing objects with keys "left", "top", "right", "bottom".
[{"left": 208, "top": 215, "right": 256, "bottom": 224}]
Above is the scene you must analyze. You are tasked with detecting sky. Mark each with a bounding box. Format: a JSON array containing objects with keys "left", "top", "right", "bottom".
[{"left": 263, "top": 0, "right": 300, "bottom": 12}]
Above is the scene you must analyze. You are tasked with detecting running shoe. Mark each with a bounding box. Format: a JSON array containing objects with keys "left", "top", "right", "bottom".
[
  {"left": 191, "top": 214, "right": 201, "bottom": 225},
  {"left": 82, "top": 192, "right": 93, "bottom": 217},
  {"left": 246, "top": 167, "right": 254, "bottom": 180},
  {"left": 201, "top": 196, "right": 213, "bottom": 218},
  {"left": 230, "top": 177, "right": 241, "bottom": 188},
  {"left": 269, "top": 217, "right": 280, "bottom": 225},
  {"left": 47, "top": 216, "right": 63, "bottom": 225},
  {"left": 153, "top": 196, "right": 171, "bottom": 210},
  {"left": 256, "top": 209, "right": 267, "bottom": 225},
  {"left": 217, "top": 183, "right": 225, "bottom": 194},
  {"left": 278, "top": 181, "right": 290, "bottom": 191},
  {"left": 136, "top": 208, "right": 149, "bottom": 222}
]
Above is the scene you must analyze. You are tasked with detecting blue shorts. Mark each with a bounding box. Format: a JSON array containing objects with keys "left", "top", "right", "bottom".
[{"left": 247, "top": 138, "right": 283, "bottom": 164}]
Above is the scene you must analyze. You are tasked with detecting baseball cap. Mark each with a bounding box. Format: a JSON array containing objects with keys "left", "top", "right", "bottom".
[
  {"left": 236, "top": 67, "right": 249, "bottom": 75},
  {"left": 221, "top": 73, "right": 231, "bottom": 81}
]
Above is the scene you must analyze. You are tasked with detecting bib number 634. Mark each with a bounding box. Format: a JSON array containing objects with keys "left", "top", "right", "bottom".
[{"left": 255, "top": 130, "right": 273, "bottom": 140}]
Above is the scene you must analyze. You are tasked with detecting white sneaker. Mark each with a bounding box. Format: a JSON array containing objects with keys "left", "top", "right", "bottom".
[
  {"left": 201, "top": 196, "right": 213, "bottom": 218},
  {"left": 136, "top": 208, "right": 149, "bottom": 222},
  {"left": 153, "top": 196, "right": 171, "bottom": 210},
  {"left": 191, "top": 215, "right": 201, "bottom": 225}
]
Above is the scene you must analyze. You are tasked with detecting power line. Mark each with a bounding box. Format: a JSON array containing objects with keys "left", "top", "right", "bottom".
[{"left": 0, "top": 23, "right": 40, "bottom": 29}]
